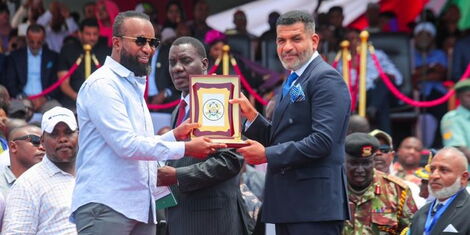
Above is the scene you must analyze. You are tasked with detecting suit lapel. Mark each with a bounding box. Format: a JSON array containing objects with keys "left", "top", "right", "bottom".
[
  {"left": 432, "top": 190, "right": 468, "bottom": 235},
  {"left": 20, "top": 49, "right": 28, "bottom": 86},
  {"left": 270, "top": 57, "right": 322, "bottom": 138},
  {"left": 41, "top": 49, "right": 48, "bottom": 89}
]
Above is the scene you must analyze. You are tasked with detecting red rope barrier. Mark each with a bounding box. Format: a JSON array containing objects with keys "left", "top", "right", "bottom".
[
  {"left": 147, "top": 99, "right": 180, "bottom": 110},
  {"left": 28, "top": 60, "right": 81, "bottom": 100},
  {"left": 370, "top": 49, "right": 470, "bottom": 108},
  {"left": 231, "top": 58, "right": 269, "bottom": 106}
]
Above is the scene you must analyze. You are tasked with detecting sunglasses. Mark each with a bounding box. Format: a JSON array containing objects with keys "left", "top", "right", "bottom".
[
  {"left": 13, "top": 134, "right": 41, "bottom": 147},
  {"left": 378, "top": 144, "right": 392, "bottom": 153},
  {"left": 120, "top": 36, "right": 160, "bottom": 48}
]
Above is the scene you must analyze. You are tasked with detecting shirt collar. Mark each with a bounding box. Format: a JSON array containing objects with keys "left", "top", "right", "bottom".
[
  {"left": 293, "top": 50, "right": 319, "bottom": 77},
  {"left": 42, "top": 155, "right": 72, "bottom": 177},
  {"left": 27, "top": 47, "right": 42, "bottom": 57},
  {"left": 4, "top": 165, "right": 16, "bottom": 184},
  {"left": 104, "top": 56, "right": 147, "bottom": 84},
  {"left": 457, "top": 105, "right": 470, "bottom": 119}
]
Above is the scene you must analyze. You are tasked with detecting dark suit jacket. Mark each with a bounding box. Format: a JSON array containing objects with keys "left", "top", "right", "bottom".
[
  {"left": 244, "top": 56, "right": 351, "bottom": 224},
  {"left": 165, "top": 108, "right": 252, "bottom": 235},
  {"left": 5, "top": 46, "right": 59, "bottom": 98},
  {"left": 410, "top": 190, "right": 470, "bottom": 235}
]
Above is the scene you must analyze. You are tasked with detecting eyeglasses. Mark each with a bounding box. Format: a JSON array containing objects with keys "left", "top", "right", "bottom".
[
  {"left": 12, "top": 134, "right": 41, "bottom": 147},
  {"left": 119, "top": 36, "right": 160, "bottom": 48},
  {"left": 378, "top": 145, "right": 392, "bottom": 153}
]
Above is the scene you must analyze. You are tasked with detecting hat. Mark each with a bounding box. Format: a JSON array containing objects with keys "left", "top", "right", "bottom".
[
  {"left": 415, "top": 151, "right": 433, "bottom": 180},
  {"left": 369, "top": 129, "right": 393, "bottom": 148},
  {"left": 345, "top": 132, "right": 380, "bottom": 158},
  {"left": 414, "top": 22, "right": 436, "bottom": 37},
  {"left": 455, "top": 80, "right": 470, "bottom": 93},
  {"left": 41, "top": 107, "right": 77, "bottom": 133},
  {"left": 7, "top": 99, "right": 27, "bottom": 117}
]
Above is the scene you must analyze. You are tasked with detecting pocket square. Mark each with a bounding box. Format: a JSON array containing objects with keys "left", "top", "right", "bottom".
[
  {"left": 46, "top": 61, "right": 53, "bottom": 69},
  {"left": 289, "top": 83, "right": 305, "bottom": 103},
  {"left": 443, "top": 224, "right": 459, "bottom": 233}
]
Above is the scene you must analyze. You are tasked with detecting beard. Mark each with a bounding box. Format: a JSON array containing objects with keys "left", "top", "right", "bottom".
[
  {"left": 279, "top": 48, "right": 313, "bottom": 71},
  {"left": 428, "top": 177, "right": 462, "bottom": 200},
  {"left": 120, "top": 47, "right": 150, "bottom": 77}
]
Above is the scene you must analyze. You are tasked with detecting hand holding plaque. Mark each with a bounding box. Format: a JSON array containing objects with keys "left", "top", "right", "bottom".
[{"left": 190, "top": 75, "right": 248, "bottom": 148}]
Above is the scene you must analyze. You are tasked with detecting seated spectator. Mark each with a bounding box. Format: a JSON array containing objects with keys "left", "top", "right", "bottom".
[
  {"left": 409, "top": 147, "right": 470, "bottom": 234},
  {"left": 0, "top": 4, "right": 12, "bottom": 53},
  {"left": 36, "top": 1, "right": 79, "bottom": 52},
  {"left": 10, "top": 0, "right": 45, "bottom": 36},
  {"left": 186, "top": 0, "right": 212, "bottom": 41},
  {"left": 441, "top": 80, "right": 470, "bottom": 163},
  {"left": 82, "top": 1, "right": 96, "bottom": 20},
  {"left": 392, "top": 137, "right": 424, "bottom": 186},
  {"left": 5, "top": 24, "right": 61, "bottom": 112},
  {"left": 0, "top": 124, "right": 44, "bottom": 197},
  {"left": 57, "top": 18, "right": 110, "bottom": 112},
  {"left": 344, "top": 133, "right": 417, "bottom": 234},
  {"left": 2, "top": 107, "right": 78, "bottom": 234},
  {"left": 225, "top": 9, "right": 256, "bottom": 39},
  {"left": 95, "top": 0, "right": 118, "bottom": 47},
  {"left": 337, "top": 28, "right": 403, "bottom": 133},
  {"left": 412, "top": 22, "right": 448, "bottom": 147}
]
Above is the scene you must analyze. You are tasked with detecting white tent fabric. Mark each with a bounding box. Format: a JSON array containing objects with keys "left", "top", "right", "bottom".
[{"left": 206, "top": 0, "right": 379, "bottom": 37}]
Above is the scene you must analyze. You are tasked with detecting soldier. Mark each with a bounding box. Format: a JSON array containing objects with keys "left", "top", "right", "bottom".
[{"left": 344, "top": 133, "right": 418, "bottom": 235}]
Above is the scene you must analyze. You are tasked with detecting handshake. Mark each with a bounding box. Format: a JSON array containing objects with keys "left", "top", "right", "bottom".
[{"left": 173, "top": 120, "right": 227, "bottom": 159}]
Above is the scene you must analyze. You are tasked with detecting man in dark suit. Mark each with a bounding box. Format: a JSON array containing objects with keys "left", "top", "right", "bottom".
[
  {"left": 5, "top": 24, "right": 59, "bottom": 111},
  {"left": 157, "top": 36, "right": 252, "bottom": 235},
  {"left": 232, "top": 10, "right": 351, "bottom": 234},
  {"left": 409, "top": 147, "right": 470, "bottom": 235}
]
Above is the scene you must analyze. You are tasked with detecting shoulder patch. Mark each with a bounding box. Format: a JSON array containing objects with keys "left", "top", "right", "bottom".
[{"left": 384, "top": 174, "right": 408, "bottom": 189}]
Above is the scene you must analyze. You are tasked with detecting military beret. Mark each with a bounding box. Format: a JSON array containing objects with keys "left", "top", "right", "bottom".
[
  {"left": 345, "top": 132, "right": 380, "bottom": 158},
  {"left": 455, "top": 80, "right": 470, "bottom": 93}
]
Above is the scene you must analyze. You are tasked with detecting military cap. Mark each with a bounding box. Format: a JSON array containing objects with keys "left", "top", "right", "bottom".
[
  {"left": 455, "top": 80, "right": 470, "bottom": 93},
  {"left": 369, "top": 129, "right": 393, "bottom": 148},
  {"left": 345, "top": 132, "right": 380, "bottom": 158}
]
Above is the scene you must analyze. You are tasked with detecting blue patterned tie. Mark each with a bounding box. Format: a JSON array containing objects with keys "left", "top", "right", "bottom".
[{"left": 282, "top": 72, "right": 299, "bottom": 97}]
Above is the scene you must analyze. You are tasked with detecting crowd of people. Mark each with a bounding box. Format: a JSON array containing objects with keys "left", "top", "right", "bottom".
[{"left": 0, "top": 0, "right": 468, "bottom": 234}]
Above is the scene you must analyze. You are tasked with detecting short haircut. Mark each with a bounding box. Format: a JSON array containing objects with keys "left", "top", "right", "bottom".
[
  {"left": 276, "top": 10, "right": 315, "bottom": 33},
  {"left": 328, "top": 6, "right": 343, "bottom": 15},
  {"left": 80, "top": 18, "right": 99, "bottom": 31},
  {"left": 26, "top": 24, "right": 45, "bottom": 35},
  {"left": 113, "top": 11, "right": 150, "bottom": 37},
  {"left": 172, "top": 36, "right": 207, "bottom": 58}
]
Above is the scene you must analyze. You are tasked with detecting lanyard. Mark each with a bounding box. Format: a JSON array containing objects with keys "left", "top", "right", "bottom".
[{"left": 424, "top": 190, "right": 461, "bottom": 234}]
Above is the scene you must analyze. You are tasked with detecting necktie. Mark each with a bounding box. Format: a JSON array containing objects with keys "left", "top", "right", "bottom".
[
  {"left": 431, "top": 203, "right": 443, "bottom": 216},
  {"left": 282, "top": 72, "right": 299, "bottom": 97},
  {"left": 175, "top": 100, "right": 187, "bottom": 127}
]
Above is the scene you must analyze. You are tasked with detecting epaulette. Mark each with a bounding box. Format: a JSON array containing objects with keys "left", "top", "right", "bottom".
[{"left": 384, "top": 174, "right": 408, "bottom": 190}]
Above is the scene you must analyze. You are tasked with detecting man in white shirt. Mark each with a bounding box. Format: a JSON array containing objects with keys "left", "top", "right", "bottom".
[
  {"left": 2, "top": 106, "right": 79, "bottom": 234},
  {"left": 71, "top": 11, "right": 224, "bottom": 234}
]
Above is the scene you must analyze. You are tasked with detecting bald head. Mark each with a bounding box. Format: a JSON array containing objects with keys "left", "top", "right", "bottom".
[
  {"left": 347, "top": 114, "right": 370, "bottom": 135},
  {"left": 434, "top": 147, "right": 468, "bottom": 173}
]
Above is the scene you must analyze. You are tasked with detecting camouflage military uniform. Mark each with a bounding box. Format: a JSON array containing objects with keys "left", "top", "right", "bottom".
[
  {"left": 343, "top": 170, "right": 418, "bottom": 235},
  {"left": 392, "top": 162, "right": 423, "bottom": 186}
]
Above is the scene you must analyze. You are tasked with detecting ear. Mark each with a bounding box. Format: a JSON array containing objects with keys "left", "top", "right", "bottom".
[
  {"left": 112, "top": 36, "right": 121, "bottom": 50},
  {"left": 311, "top": 33, "right": 320, "bottom": 51},
  {"left": 462, "top": 171, "right": 469, "bottom": 185},
  {"left": 201, "top": 57, "right": 209, "bottom": 72},
  {"left": 9, "top": 141, "right": 17, "bottom": 154}
]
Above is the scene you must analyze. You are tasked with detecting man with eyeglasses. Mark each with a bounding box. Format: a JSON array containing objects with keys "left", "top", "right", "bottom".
[
  {"left": 344, "top": 132, "right": 417, "bottom": 235},
  {"left": 2, "top": 106, "right": 79, "bottom": 234},
  {"left": 370, "top": 129, "right": 426, "bottom": 208},
  {"left": 0, "top": 125, "right": 44, "bottom": 198},
  {"left": 71, "top": 11, "right": 224, "bottom": 234}
]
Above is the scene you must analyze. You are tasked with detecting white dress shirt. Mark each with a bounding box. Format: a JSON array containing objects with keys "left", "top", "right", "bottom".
[
  {"left": 72, "top": 56, "right": 185, "bottom": 224},
  {"left": 2, "top": 156, "right": 76, "bottom": 235}
]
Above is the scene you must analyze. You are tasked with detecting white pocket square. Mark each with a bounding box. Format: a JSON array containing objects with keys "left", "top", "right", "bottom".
[{"left": 443, "top": 224, "right": 459, "bottom": 233}]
